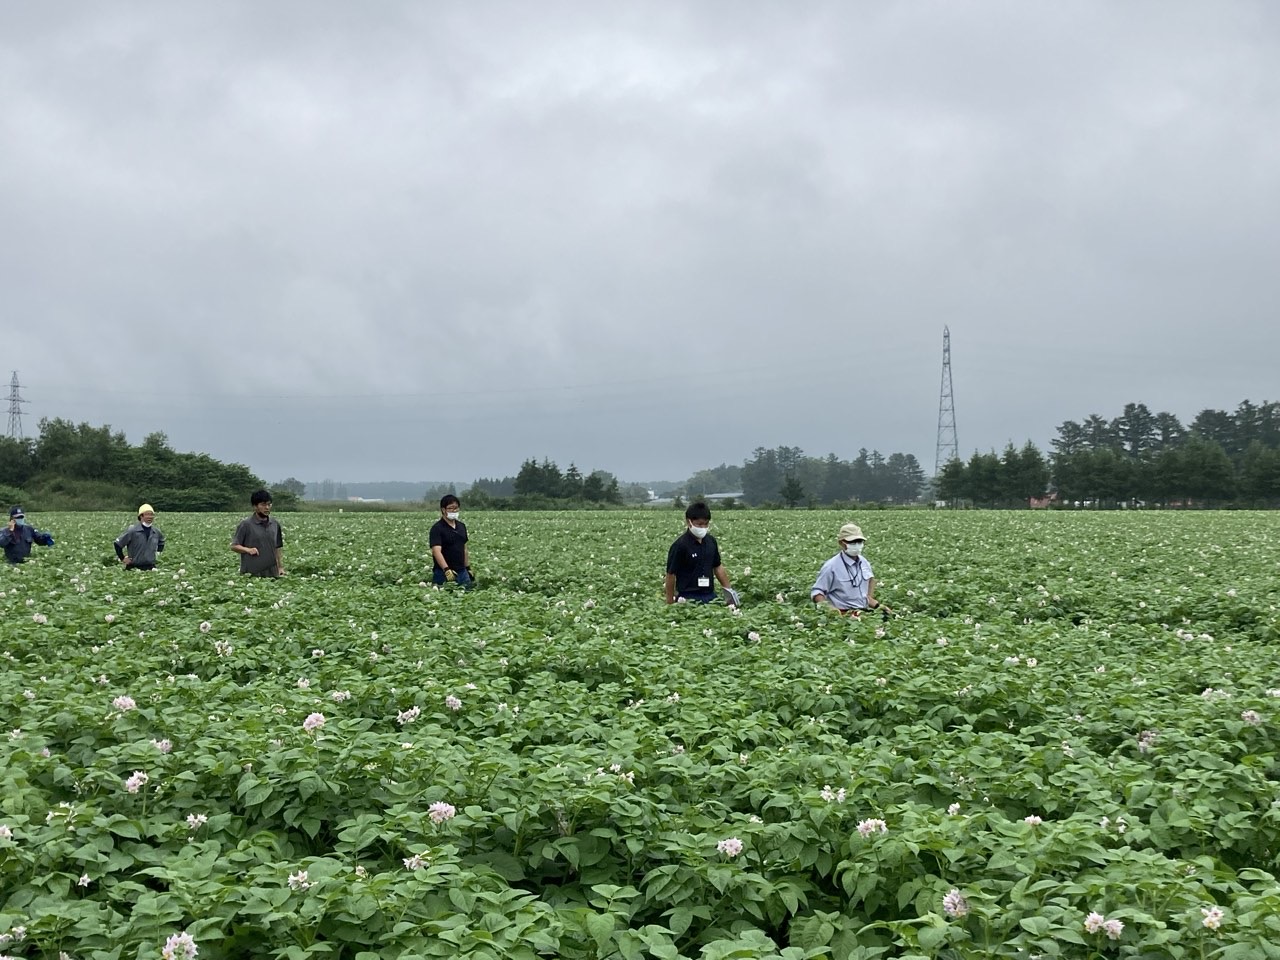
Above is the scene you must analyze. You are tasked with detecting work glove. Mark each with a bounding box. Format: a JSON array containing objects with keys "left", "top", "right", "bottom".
[{"left": 444, "top": 568, "right": 457, "bottom": 582}]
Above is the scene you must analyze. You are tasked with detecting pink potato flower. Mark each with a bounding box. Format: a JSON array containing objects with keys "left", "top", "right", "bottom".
[
  {"left": 161, "top": 931, "right": 198, "bottom": 960},
  {"left": 124, "top": 771, "right": 149, "bottom": 794},
  {"left": 428, "top": 801, "right": 456, "bottom": 824},
  {"left": 716, "top": 837, "right": 744, "bottom": 857},
  {"left": 942, "top": 889, "right": 969, "bottom": 918}
]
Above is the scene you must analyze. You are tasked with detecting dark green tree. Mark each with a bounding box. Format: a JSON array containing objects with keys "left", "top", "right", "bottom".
[{"left": 779, "top": 475, "right": 805, "bottom": 508}]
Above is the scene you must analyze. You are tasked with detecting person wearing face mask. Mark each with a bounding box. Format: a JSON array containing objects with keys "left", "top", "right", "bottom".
[
  {"left": 665, "top": 501, "right": 735, "bottom": 604},
  {"left": 811, "top": 523, "right": 891, "bottom": 615},
  {"left": 430, "top": 494, "right": 473, "bottom": 587},
  {"left": 114, "top": 503, "right": 166, "bottom": 570},
  {"left": 231, "top": 489, "right": 285, "bottom": 577},
  {"left": 1, "top": 506, "right": 55, "bottom": 564}
]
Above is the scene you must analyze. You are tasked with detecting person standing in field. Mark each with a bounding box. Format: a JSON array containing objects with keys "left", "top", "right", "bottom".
[
  {"left": 665, "top": 501, "right": 735, "bottom": 604},
  {"left": 231, "top": 489, "right": 285, "bottom": 577},
  {"left": 430, "top": 494, "right": 472, "bottom": 586},
  {"left": 114, "top": 503, "right": 165, "bottom": 570},
  {"left": 1, "top": 506, "right": 54, "bottom": 564},
  {"left": 810, "top": 522, "right": 890, "bottom": 615}
]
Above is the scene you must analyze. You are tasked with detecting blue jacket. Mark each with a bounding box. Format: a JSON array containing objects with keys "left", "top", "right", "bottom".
[{"left": 0, "top": 523, "right": 54, "bottom": 563}]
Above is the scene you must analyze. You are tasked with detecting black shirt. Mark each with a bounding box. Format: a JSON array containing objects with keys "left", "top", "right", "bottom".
[
  {"left": 429, "top": 518, "right": 468, "bottom": 572},
  {"left": 666, "top": 531, "right": 722, "bottom": 600}
]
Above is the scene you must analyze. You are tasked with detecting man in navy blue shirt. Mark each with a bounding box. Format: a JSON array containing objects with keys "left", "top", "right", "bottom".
[
  {"left": 430, "top": 494, "right": 472, "bottom": 587},
  {"left": 1, "top": 506, "right": 54, "bottom": 564},
  {"left": 665, "top": 501, "right": 734, "bottom": 604}
]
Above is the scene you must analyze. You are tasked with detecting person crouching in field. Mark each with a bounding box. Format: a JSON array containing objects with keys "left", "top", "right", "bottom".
[
  {"left": 430, "top": 494, "right": 472, "bottom": 587},
  {"left": 811, "top": 523, "right": 891, "bottom": 616},
  {"left": 665, "top": 501, "right": 735, "bottom": 604},
  {"left": 114, "top": 503, "right": 165, "bottom": 570},
  {"left": 231, "top": 489, "right": 285, "bottom": 577},
  {"left": 1, "top": 506, "right": 54, "bottom": 564}
]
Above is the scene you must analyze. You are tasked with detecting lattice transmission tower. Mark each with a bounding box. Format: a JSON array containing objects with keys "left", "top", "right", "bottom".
[
  {"left": 7, "top": 371, "right": 27, "bottom": 439},
  {"left": 934, "top": 328, "right": 958, "bottom": 475}
]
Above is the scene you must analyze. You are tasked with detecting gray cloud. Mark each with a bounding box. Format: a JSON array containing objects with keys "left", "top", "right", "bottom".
[{"left": 3, "top": 1, "right": 1277, "bottom": 484}]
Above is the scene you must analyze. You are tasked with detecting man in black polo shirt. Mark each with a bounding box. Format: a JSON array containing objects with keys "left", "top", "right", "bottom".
[
  {"left": 231, "top": 489, "right": 285, "bottom": 577},
  {"left": 665, "top": 501, "right": 734, "bottom": 604},
  {"left": 430, "top": 494, "right": 472, "bottom": 587}
]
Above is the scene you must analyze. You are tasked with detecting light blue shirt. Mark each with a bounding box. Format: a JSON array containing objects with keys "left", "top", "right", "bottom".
[{"left": 810, "top": 553, "right": 874, "bottom": 610}]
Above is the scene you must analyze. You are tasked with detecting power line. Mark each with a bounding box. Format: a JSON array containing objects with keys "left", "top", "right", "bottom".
[
  {"left": 934, "top": 327, "right": 958, "bottom": 475},
  {"left": 6, "top": 371, "right": 26, "bottom": 439}
]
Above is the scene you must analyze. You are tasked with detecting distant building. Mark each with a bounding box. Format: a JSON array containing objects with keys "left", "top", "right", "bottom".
[{"left": 704, "top": 491, "right": 744, "bottom": 502}]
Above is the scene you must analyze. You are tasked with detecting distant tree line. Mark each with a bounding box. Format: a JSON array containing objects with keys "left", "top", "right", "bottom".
[
  {"left": 693, "top": 446, "right": 928, "bottom": 507},
  {"left": 0, "top": 418, "right": 276, "bottom": 512},
  {"left": 938, "top": 400, "right": 1280, "bottom": 507},
  {"left": 455, "top": 458, "right": 650, "bottom": 509},
  {"left": 934, "top": 443, "right": 1051, "bottom": 507}
]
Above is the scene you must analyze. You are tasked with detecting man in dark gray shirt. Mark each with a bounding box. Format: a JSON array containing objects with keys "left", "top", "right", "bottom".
[
  {"left": 114, "top": 503, "right": 165, "bottom": 570},
  {"left": 231, "top": 489, "right": 285, "bottom": 577}
]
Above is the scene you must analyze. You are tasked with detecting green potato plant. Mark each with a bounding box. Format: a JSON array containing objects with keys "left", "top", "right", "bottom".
[{"left": 1, "top": 510, "right": 1279, "bottom": 959}]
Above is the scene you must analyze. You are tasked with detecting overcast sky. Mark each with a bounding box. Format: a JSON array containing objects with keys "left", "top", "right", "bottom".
[{"left": 3, "top": 2, "right": 1278, "bottom": 485}]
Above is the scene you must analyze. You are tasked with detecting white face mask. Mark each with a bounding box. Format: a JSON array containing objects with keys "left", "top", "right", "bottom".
[
  {"left": 844, "top": 542, "right": 864, "bottom": 557},
  {"left": 688, "top": 524, "right": 709, "bottom": 539},
  {"left": 142, "top": 521, "right": 153, "bottom": 528},
  {"left": 446, "top": 512, "right": 459, "bottom": 521}
]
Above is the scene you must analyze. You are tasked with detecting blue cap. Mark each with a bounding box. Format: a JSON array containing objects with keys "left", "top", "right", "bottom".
[{"left": 9, "top": 506, "right": 23, "bottom": 518}]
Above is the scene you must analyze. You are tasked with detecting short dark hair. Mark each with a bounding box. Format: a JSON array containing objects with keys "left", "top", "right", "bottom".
[
  {"left": 440, "top": 494, "right": 460, "bottom": 510},
  {"left": 251, "top": 489, "right": 272, "bottom": 506},
  {"left": 685, "top": 501, "right": 712, "bottom": 522}
]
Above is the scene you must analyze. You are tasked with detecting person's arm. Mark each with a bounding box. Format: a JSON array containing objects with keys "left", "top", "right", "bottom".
[
  {"left": 463, "top": 543, "right": 470, "bottom": 569},
  {"left": 811, "top": 562, "right": 835, "bottom": 607},
  {"left": 664, "top": 540, "right": 681, "bottom": 603},
  {"left": 230, "top": 522, "right": 258, "bottom": 556},
  {"left": 866, "top": 577, "right": 891, "bottom": 613},
  {"left": 34, "top": 529, "right": 54, "bottom": 547},
  {"left": 157, "top": 531, "right": 165, "bottom": 553},
  {"left": 710, "top": 540, "right": 730, "bottom": 590},
  {"left": 274, "top": 525, "right": 285, "bottom": 575},
  {"left": 429, "top": 524, "right": 451, "bottom": 574},
  {"left": 2, "top": 524, "right": 17, "bottom": 546}
]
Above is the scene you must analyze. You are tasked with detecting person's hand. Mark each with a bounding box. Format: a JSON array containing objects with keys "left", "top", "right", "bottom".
[
  {"left": 277, "top": 566, "right": 287, "bottom": 577},
  {"left": 122, "top": 557, "right": 132, "bottom": 567},
  {"left": 444, "top": 568, "right": 456, "bottom": 582},
  {"left": 246, "top": 547, "right": 259, "bottom": 556},
  {"left": 6, "top": 519, "right": 13, "bottom": 532}
]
